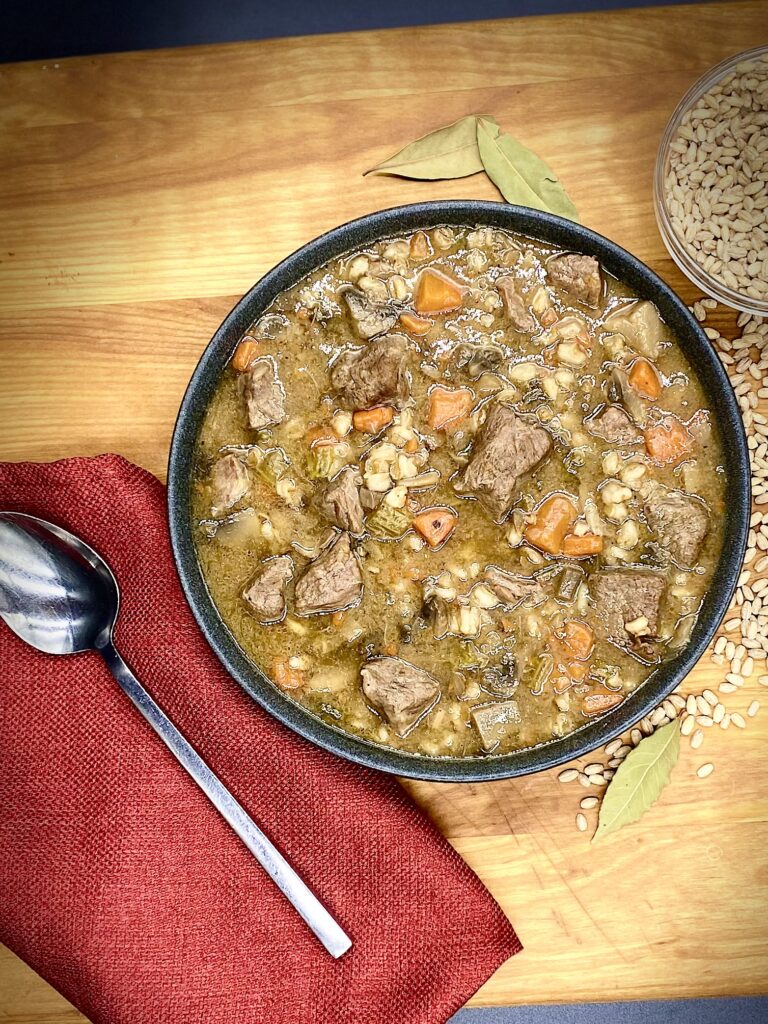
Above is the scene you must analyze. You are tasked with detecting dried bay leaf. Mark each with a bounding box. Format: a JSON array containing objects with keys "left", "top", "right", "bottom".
[
  {"left": 476, "top": 116, "right": 579, "bottom": 222},
  {"left": 365, "top": 115, "right": 495, "bottom": 180},
  {"left": 593, "top": 719, "right": 680, "bottom": 842},
  {"left": 365, "top": 113, "right": 580, "bottom": 222},
  {"left": 476, "top": 117, "right": 546, "bottom": 210}
]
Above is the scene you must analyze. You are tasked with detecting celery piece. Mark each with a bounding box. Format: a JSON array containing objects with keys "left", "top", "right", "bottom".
[
  {"left": 255, "top": 448, "right": 289, "bottom": 487},
  {"left": 366, "top": 503, "right": 410, "bottom": 538},
  {"left": 556, "top": 565, "right": 584, "bottom": 601},
  {"left": 454, "top": 641, "right": 483, "bottom": 669},
  {"left": 526, "top": 652, "right": 554, "bottom": 696},
  {"left": 306, "top": 447, "right": 341, "bottom": 480}
]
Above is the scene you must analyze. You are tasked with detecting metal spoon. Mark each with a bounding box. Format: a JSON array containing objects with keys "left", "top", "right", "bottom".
[{"left": 0, "top": 511, "right": 351, "bottom": 959}]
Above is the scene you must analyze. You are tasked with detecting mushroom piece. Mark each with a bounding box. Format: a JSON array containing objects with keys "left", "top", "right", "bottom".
[
  {"left": 340, "top": 286, "right": 398, "bottom": 340},
  {"left": 607, "top": 367, "right": 648, "bottom": 427}
]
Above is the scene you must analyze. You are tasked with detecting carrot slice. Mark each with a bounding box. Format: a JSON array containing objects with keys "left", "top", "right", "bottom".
[
  {"left": 231, "top": 338, "right": 260, "bottom": 372},
  {"left": 409, "top": 231, "right": 432, "bottom": 261},
  {"left": 562, "top": 532, "right": 603, "bottom": 557},
  {"left": 628, "top": 357, "right": 662, "bottom": 400},
  {"left": 413, "top": 268, "right": 465, "bottom": 314},
  {"left": 273, "top": 658, "right": 304, "bottom": 690},
  {"left": 306, "top": 424, "right": 339, "bottom": 448},
  {"left": 525, "top": 495, "right": 578, "bottom": 555},
  {"left": 552, "top": 639, "right": 591, "bottom": 681},
  {"left": 412, "top": 507, "right": 457, "bottom": 548},
  {"left": 352, "top": 406, "right": 394, "bottom": 434},
  {"left": 567, "top": 660, "right": 590, "bottom": 682},
  {"left": 582, "top": 690, "right": 624, "bottom": 717},
  {"left": 560, "top": 620, "right": 595, "bottom": 660},
  {"left": 427, "top": 385, "right": 474, "bottom": 430},
  {"left": 399, "top": 311, "right": 433, "bottom": 336},
  {"left": 644, "top": 416, "right": 693, "bottom": 464}
]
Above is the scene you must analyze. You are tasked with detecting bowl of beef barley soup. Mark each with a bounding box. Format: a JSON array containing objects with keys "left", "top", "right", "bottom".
[{"left": 168, "top": 201, "right": 750, "bottom": 781}]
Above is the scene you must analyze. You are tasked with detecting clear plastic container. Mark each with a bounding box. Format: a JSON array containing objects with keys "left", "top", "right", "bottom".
[{"left": 653, "top": 46, "right": 768, "bottom": 317}]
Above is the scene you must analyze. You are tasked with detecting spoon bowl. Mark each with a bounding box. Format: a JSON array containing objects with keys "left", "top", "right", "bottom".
[{"left": 0, "top": 512, "right": 117, "bottom": 654}]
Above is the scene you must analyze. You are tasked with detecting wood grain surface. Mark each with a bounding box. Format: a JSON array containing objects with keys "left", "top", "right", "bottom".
[{"left": 1, "top": 2, "right": 768, "bottom": 1018}]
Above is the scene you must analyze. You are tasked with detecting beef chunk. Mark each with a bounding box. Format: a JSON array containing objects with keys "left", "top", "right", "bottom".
[
  {"left": 496, "top": 276, "right": 536, "bottom": 332},
  {"left": 644, "top": 489, "right": 710, "bottom": 568},
  {"left": 320, "top": 466, "right": 364, "bottom": 535},
  {"left": 547, "top": 253, "right": 602, "bottom": 307},
  {"left": 294, "top": 532, "right": 362, "bottom": 615},
  {"left": 471, "top": 700, "right": 522, "bottom": 752},
  {"left": 238, "top": 357, "right": 286, "bottom": 430},
  {"left": 341, "top": 286, "right": 398, "bottom": 340},
  {"left": 210, "top": 454, "right": 249, "bottom": 513},
  {"left": 359, "top": 485, "right": 384, "bottom": 511},
  {"left": 591, "top": 569, "right": 666, "bottom": 653},
  {"left": 481, "top": 653, "right": 518, "bottom": 699},
  {"left": 586, "top": 405, "right": 641, "bottom": 445},
  {"left": 459, "top": 404, "right": 552, "bottom": 521},
  {"left": 330, "top": 334, "right": 409, "bottom": 410},
  {"left": 360, "top": 657, "right": 440, "bottom": 736},
  {"left": 484, "top": 566, "right": 545, "bottom": 608},
  {"left": 242, "top": 555, "right": 294, "bottom": 623}
]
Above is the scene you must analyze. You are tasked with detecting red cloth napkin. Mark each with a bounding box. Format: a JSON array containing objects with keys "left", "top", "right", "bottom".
[{"left": 0, "top": 454, "right": 520, "bottom": 1024}]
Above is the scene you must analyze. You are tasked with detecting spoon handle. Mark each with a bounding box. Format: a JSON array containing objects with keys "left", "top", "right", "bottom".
[{"left": 99, "top": 641, "right": 352, "bottom": 959}]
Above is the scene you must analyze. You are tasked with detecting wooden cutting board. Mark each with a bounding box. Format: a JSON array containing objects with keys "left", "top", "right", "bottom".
[{"left": 1, "top": 3, "right": 767, "bottom": 1017}]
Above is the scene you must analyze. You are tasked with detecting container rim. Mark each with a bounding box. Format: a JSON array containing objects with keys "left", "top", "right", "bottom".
[{"left": 653, "top": 44, "right": 768, "bottom": 317}]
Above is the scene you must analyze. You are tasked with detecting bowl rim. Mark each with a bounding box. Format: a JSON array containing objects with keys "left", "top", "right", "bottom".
[
  {"left": 167, "top": 199, "right": 751, "bottom": 783},
  {"left": 653, "top": 44, "right": 768, "bottom": 317}
]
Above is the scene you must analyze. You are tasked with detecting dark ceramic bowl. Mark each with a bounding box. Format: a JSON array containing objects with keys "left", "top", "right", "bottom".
[{"left": 167, "top": 200, "right": 750, "bottom": 782}]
